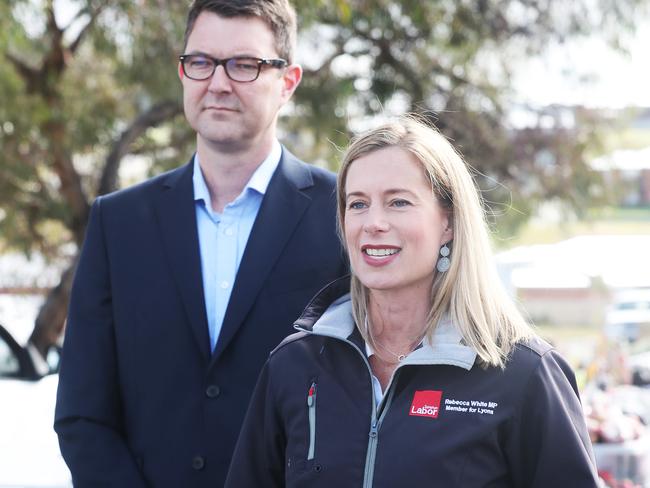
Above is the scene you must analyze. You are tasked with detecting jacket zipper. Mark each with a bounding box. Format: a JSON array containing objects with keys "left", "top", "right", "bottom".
[
  {"left": 307, "top": 381, "right": 317, "bottom": 460},
  {"left": 362, "top": 372, "right": 399, "bottom": 488},
  {"left": 297, "top": 328, "right": 401, "bottom": 487}
]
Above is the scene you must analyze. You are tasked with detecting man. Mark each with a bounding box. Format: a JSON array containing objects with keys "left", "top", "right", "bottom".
[{"left": 54, "top": 1, "right": 347, "bottom": 486}]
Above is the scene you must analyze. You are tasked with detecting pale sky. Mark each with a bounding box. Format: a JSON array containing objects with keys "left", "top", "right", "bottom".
[
  {"left": 51, "top": 1, "right": 650, "bottom": 109},
  {"left": 512, "top": 20, "right": 650, "bottom": 108}
]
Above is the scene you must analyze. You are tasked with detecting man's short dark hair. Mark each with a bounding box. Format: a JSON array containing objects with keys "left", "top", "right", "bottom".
[{"left": 183, "top": 0, "right": 297, "bottom": 63}]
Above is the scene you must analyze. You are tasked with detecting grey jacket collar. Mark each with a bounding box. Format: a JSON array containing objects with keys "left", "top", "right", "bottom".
[{"left": 297, "top": 292, "right": 477, "bottom": 370}]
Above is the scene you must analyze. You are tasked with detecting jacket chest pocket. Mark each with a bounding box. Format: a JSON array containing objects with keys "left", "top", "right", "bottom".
[
  {"left": 286, "top": 380, "right": 323, "bottom": 480},
  {"left": 307, "top": 381, "right": 317, "bottom": 460}
]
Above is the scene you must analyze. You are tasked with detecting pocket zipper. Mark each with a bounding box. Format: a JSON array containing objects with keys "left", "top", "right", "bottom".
[{"left": 307, "top": 381, "right": 317, "bottom": 460}]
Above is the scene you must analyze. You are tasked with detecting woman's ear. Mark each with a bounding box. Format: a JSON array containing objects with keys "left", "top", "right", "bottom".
[{"left": 442, "top": 211, "right": 453, "bottom": 242}]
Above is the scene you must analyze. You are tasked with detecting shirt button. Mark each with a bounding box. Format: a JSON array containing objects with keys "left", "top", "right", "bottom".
[
  {"left": 192, "top": 456, "right": 205, "bottom": 471},
  {"left": 206, "top": 385, "right": 221, "bottom": 398},
  {"left": 220, "top": 281, "right": 229, "bottom": 289},
  {"left": 225, "top": 228, "right": 233, "bottom": 236}
]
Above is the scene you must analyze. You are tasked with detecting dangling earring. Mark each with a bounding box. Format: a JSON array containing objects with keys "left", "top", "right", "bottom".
[{"left": 436, "top": 243, "right": 450, "bottom": 273}]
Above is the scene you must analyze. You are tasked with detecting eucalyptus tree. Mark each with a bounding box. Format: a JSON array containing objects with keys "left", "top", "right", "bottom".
[
  {"left": 0, "top": 0, "right": 646, "bottom": 358},
  {"left": 1, "top": 0, "right": 189, "bottom": 356}
]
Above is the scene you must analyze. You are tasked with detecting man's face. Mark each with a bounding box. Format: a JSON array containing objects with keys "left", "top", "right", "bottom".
[{"left": 180, "top": 12, "right": 300, "bottom": 154}]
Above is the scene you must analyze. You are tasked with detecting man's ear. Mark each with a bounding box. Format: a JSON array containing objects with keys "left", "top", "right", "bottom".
[
  {"left": 178, "top": 62, "right": 184, "bottom": 80},
  {"left": 280, "top": 64, "right": 302, "bottom": 102}
]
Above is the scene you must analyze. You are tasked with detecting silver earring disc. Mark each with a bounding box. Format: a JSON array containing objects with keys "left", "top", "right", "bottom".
[{"left": 437, "top": 257, "right": 450, "bottom": 273}]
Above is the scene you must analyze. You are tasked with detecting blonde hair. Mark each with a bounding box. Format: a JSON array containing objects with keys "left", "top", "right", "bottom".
[{"left": 337, "top": 115, "right": 533, "bottom": 368}]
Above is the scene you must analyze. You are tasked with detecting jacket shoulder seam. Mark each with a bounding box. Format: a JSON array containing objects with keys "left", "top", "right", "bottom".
[
  {"left": 269, "top": 331, "right": 310, "bottom": 356},
  {"left": 514, "top": 336, "right": 553, "bottom": 359}
]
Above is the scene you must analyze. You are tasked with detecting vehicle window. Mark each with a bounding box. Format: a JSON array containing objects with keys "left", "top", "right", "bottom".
[{"left": 0, "top": 337, "right": 20, "bottom": 376}]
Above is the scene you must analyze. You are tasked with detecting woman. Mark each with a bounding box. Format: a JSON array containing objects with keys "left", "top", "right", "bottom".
[{"left": 225, "top": 116, "right": 599, "bottom": 487}]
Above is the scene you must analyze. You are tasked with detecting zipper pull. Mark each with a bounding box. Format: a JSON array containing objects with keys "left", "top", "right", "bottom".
[
  {"left": 307, "top": 382, "right": 317, "bottom": 407},
  {"left": 369, "top": 420, "right": 378, "bottom": 438}
]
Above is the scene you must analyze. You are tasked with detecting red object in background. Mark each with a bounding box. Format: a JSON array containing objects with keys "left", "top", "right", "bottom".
[{"left": 599, "top": 470, "right": 642, "bottom": 488}]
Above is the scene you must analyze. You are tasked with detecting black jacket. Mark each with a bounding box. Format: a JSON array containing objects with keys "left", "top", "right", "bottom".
[{"left": 226, "top": 277, "right": 599, "bottom": 487}]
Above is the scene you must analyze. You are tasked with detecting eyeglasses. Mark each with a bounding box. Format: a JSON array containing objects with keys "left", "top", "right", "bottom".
[{"left": 179, "top": 54, "right": 288, "bottom": 82}]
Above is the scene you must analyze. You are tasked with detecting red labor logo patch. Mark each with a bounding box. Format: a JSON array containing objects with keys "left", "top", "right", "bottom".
[{"left": 409, "top": 390, "right": 442, "bottom": 419}]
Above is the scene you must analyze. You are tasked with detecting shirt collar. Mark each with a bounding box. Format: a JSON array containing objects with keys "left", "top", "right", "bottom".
[
  {"left": 246, "top": 139, "right": 282, "bottom": 195},
  {"left": 365, "top": 341, "right": 375, "bottom": 358},
  {"left": 193, "top": 156, "right": 211, "bottom": 205},
  {"left": 192, "top": 139, "right": 282, "bottom": 204}
]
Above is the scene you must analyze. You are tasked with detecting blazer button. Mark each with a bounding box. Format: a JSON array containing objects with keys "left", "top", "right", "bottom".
[
  {"left": 192, "top": 456, "right": 205, "bottom": 471},
  {"left": 206, "top": 385, "right": 221, "bottom": 398}
]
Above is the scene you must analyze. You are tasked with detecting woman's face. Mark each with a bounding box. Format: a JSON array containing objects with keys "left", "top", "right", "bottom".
[{"left": 343, "top": 146, "right": 453, "bottom": 295}]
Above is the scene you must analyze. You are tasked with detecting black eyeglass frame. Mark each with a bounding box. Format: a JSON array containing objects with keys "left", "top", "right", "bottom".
[{"left": 178, "top": 54, "right": 288, "bottom": 82}]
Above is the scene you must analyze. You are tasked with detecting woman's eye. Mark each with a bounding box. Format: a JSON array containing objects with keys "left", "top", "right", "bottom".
[{"left": 348, "top": 201, "right": 367, "bottom": 210}]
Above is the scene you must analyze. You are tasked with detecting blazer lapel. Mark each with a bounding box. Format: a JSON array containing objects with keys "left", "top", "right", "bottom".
[
  {"left": 154, "top": 160, "right": 211, "bottom": 362},
  {"left": 211, "top": 150, "right": 313, "bottom": 360}
]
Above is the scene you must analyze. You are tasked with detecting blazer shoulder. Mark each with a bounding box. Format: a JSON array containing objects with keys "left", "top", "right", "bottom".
[
  {"left": 302, "top": 158, "right": 337, "bottom": 185},
  {"left": 99, "top": 161, "right": 192, "bottom": 207},
  {"left": 279, "top": 147, "right": 337, "bottom": 190}
]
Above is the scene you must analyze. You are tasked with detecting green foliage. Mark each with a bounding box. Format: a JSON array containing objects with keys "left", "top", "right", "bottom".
[
  {"left": 289, "top": 0, "right": 648, "bottom": 234},
  {"left": 1, "top": 0, "right": 648, "bottom": 258},
  {"left": 0, "top": 0, "right": 647, "bottom": 348},
  {"left": 0, "top": 0, "right": 189, "bottom": 257}
]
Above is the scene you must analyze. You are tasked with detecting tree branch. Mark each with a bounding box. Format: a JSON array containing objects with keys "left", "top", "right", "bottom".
[
  {"left": 45, "top": 0, "right": 63, "bottom": 40},
  {"left": 29, "top": 255, "right": 78, "bottom": 359},
  {"left": 4, "top": 52, "right": 40, "bottom": 91},
  {"left": 97, "top": 100, "right": 183, "bottom": 196},
  {"left": 302, "top": 39, "right": 348, "bottom": 77},
  {"left": 68, "top": 4, "right": 107, "bottom": 55}
]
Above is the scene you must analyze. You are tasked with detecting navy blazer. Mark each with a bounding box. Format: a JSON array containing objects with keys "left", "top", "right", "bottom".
[{"left": 55, "top": 149, "right": 348, "bottom": 487}]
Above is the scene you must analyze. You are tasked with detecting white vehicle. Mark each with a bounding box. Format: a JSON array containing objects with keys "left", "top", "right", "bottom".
[
  {"left": 0, "top": 322, "right": 71, "bottom": 488},
  {"left": 604, "top": 289, "right": 650, "bottom": 343}
]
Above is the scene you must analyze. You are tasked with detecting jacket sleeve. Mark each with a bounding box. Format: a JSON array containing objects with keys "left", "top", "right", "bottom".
[
  {"left": 225, "top": 359, "right": 286, "bottom": 487},
  {"left": 54, "top": 198, "right": 148, "bottom": 487},
  {"left": 506, "top": 349, "right": 599, "bottom": 487}
]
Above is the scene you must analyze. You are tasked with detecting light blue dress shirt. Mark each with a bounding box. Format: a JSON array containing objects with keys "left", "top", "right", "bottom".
[
  {"left": 365, "top": 343, "right": 386, "bottom": 407},
  {"left": 193, "top": 140, "right": 281, "bottom": 351}
]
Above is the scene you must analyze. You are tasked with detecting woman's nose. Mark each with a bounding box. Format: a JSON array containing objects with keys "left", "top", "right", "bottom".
[{"left": 363, "top": 207, "right": 390, "bottom": 233}]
